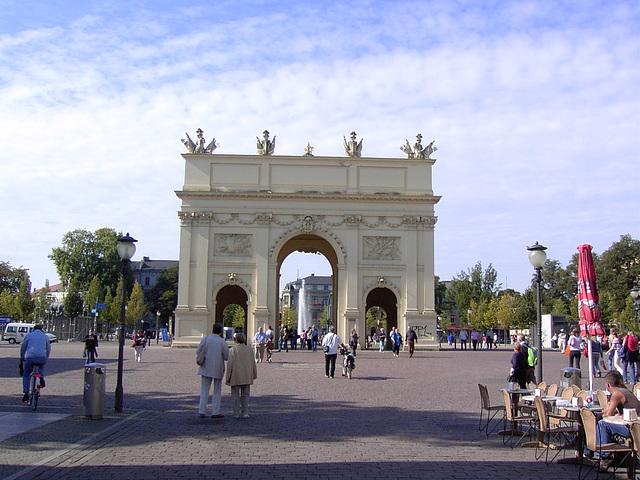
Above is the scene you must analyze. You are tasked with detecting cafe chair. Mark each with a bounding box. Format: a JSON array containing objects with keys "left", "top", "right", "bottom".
[
  {"left": 547, "top": 383, "right": 559, "bottom": 397},
  {"left": 537, "top": 381, "right": 547, "bottom": 393},
  {"left": 596, "top": 390, "right": 609, "bottom": 410},
  {"left": 549, "top": 388, "right": 579, "bottom": 428},
  {"left": 501, "top": 389, "right": 536, "bottom": 448},
  {"left": 478, "top": 384, "right": 505, "bottom": 435},
  {"left": 533, "top": 396, "right": 576, "bottom": 465},
  {"left": 633, "top": 382, "right": 640, "bottom": 400},
  {"left": 571, "top": 384, "right": 582, "bottom": 395},
  {"left": 629, "top": 423, "right": 640, "bottom": 467},
  {"left": 579, "top": 407, "right": 634, "bottom": 480}
]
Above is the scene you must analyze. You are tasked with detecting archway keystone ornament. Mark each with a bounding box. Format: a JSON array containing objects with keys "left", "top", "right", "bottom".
[{"left": 173, "top": 132, "right": 441, "bottom": 349}]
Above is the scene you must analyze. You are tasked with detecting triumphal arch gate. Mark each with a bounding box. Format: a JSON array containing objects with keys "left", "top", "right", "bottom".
[{"left": 173, "top": 130, "right": 441, "bottom": 348}]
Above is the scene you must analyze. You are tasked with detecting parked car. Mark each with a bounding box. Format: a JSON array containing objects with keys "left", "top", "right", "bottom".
[{"left": 45, "top": 332, "right": 58, "bottom": 343}]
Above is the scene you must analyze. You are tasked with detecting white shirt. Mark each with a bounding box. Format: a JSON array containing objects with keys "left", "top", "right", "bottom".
[{"left": 321, "top": 332, "right": 343, "bottom": 355}]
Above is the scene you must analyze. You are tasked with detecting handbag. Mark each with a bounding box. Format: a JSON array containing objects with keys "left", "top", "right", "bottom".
[
  {"left": 564, "top": 345, "right": 571, "bottom": 356},
  {"left": 196, "top": 344, "right": 207, "bottom": 366}
]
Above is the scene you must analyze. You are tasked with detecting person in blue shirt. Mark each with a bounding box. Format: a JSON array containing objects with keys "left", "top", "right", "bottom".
[{"left": 20, "top": 324, "right": 51, "bottom": 402}]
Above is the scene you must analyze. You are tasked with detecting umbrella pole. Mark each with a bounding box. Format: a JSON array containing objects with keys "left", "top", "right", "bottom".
[{"left": 588, "top": 338, "right": 593, "bottom": 393}]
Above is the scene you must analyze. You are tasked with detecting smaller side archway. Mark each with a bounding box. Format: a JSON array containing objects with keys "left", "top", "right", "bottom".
[
  {"left": 215, "top": 285, "right": 248, "bottom": 334},
  {"left": 365, "top": 287, "right": 398, "bottom": 349}
]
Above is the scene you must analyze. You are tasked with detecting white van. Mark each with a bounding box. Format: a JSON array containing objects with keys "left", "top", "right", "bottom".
[{"left": 2, "top": 323, "right": 35, "bottom": 344}]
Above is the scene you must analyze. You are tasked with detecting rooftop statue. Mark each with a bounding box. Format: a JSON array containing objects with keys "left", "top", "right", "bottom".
[
  {"left": 181, "top": 128, "right": 219, "bottom": 154},
  {"left": 257, "top": 130, "right": 276, "bottom": 155},
  {"left": 343, "top": 131, "right": 363, "bottom": 157},
  {"left": 304, "top": 142, "right": 314, "bottom": 156},
  {"left": 400, "top": 134, "right": 437, "bottom": 159}
]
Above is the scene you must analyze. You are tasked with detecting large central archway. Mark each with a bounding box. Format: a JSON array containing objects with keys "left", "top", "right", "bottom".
[
  {"left": 174, "top": 150, "right": 440, "bottom": 348},
  {"left": 276, "top": 234, "right": 338, "bottom": 331}
]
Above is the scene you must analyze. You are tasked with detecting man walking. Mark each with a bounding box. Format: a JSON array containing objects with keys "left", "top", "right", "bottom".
[
  {"left": 321, "top": 326, "right": 347, "bottom": 378},
  {"left": 196, "top": 323, "right": 229, "bottom": 418},
  {"left": 253, "top": 327, "right": 268, "bottom": 363},
  {"left": 406, "top": 326, "right": 418, "bottom": 358}
]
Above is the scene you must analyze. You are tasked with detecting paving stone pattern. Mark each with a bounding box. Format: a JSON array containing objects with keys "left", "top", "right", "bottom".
[{"left": 0, "top": 341, "right": 602, "bottom": 479}]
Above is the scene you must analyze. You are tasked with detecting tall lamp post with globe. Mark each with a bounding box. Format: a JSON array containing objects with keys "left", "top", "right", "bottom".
[
  {"left": 527, "top": 241, "right": 547, "bottom": 383},
  {"left": 115, "top": 233, "right": 137, "bottom": 413}
]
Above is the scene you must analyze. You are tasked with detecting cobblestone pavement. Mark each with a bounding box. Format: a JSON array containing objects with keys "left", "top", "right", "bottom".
[{"left": 0, "top": 341, "right": 610, "bottom": 479}]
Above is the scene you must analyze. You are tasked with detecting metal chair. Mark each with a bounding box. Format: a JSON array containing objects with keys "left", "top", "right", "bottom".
[
  {"left": 478, "top": 383, "right": 505, "bottom": 435},
  {"left": 579, "top": 407, "right": 634, "bottom": 480},
  {"left": 501, "top": 389, "right": 536, "bottom": 448},
  {"left": 533, "top": 396, "right": 576, "bottom": 465}
]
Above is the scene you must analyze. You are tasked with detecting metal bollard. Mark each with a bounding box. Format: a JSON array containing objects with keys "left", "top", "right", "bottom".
[{"left": 84, "top": 363, "right": 106, "bottom": 419}]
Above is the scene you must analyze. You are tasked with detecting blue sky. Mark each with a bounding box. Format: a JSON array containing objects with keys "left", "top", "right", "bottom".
[{"left": 0, "top": 0, "right": 638, "bottom": 294}]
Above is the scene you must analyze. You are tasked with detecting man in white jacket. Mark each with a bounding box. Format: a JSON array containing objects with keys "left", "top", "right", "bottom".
[
  {"left": 196, "top": 323, "right": 229, "bottom": 418},
  {"left": 321, "top": 326, "right": 347, "bottom": 379}
]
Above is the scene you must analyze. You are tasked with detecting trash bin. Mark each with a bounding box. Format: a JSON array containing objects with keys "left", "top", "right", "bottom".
[
  {"left": 560, "top": 367, "right": 581, "bottom": 390},
  {"left": 84, "top": 363, "right": 106, "bottom": 419}
]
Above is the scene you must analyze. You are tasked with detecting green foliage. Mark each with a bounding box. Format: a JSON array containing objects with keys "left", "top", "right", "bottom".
[
  {"left": 34, "top": 283, "right": 51, "bottom": 321},
  {"left": 147, "top": 264, "right": 178, "bottom": 319},
  {"left": 86, "top": 275, "right": 104, "bottom": 312},
  {"left": 320, "top": 305, "right": 330, "bottom": 328},
  {"left": 49, "top": 228, "right": 122, "bottom": 293},
  {"left": 14, "top": 274, "right": 34, "bottom": 321},
  {"left": 63, "top": 277, "right": 84, "bottom": 321},
  {"left": 0, "top": 291, "right": 18, "bottom": 318},
  {"left": 366, "top": 306, "right": 387, "bottom": 330},
  {"left": 125, "top": 281, "right": 148, "bottom": 328},
  {"left": 444, "top": 262, "right": 500, "bottom": 324},
  {"left": 280, "top": 307, "right": 297, "bottom": 329},
  {"left": 0, "top": 261, "right": 28, "bottom": 294},
  {"left": 223, "top": 304, "right": 245, "bottom": 328}
]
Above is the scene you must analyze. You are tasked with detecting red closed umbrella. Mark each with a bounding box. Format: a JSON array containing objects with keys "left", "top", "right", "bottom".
[{"left": 577, "top": 244, "right": 605, "bottom": 337}]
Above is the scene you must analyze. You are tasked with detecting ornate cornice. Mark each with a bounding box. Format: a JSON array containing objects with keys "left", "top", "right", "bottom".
[
  {"left": 178, "top": 211, "right": 437, "bottom": 229},
  {"left": 175, "top": 190, "right": 441, "bottom": 205}
]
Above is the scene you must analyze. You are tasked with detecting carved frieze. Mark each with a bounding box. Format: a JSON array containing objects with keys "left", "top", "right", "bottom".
[
  {"left": 363, "top": 236, "right": 401, "bottom": 260},
  {"left": 214, "top": 234, "right": 253, "bottom": 257}
]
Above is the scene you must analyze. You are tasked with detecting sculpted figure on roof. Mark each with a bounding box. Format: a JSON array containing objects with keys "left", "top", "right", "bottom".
[
  {"left": 257, "top": 130, "right": 276, "bottom": 155},
  {"left": 343, "top": 131, "right": 363, "bottom": 157},
  {"left": 181, "top": 128, "right": 219, "bottom": 154}
]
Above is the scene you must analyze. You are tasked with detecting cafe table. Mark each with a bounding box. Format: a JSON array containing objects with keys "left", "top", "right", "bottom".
[{"left": 498, "top": 389, "right": 534, "bottom": 436}]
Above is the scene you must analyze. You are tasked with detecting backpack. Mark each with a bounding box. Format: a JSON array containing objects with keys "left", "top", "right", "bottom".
[{"left": 527, "top": 345, "right": 538, "bottom": 366}]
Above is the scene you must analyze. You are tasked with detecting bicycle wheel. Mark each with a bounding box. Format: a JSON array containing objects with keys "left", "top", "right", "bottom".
[{"left": 29, "top": 374, "right": 39, "bottom": 410}]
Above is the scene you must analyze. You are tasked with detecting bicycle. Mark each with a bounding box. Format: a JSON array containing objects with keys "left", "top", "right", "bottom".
[{"left": 27, "top": 363, "right": 43, "bottom": 411}]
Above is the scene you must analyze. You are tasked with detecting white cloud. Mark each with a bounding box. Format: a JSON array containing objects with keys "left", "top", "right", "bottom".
[{"left": 0, "top": 0, "right": 638, "bottom": 293}]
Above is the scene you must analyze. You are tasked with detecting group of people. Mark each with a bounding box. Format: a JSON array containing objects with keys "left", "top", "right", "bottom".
[
  {"left": 562, "top": 327, "right": 639, "bottom": 384},
  {"left": 370, "top": 326, "right": 417, "bottom": 357},
  {"left": 277, "top": 325, "right": 320, "bottom": 352},
  {"left": 449, "top": 328, "right": 498, "bottom": 350},
  {"left": 196, "top": 323, "right": 257, "bottom": 419}
]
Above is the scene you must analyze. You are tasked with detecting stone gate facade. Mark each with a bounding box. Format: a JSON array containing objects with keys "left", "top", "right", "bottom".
[{"left": 173, "top": 134, "right": 440, "bottom": 348}]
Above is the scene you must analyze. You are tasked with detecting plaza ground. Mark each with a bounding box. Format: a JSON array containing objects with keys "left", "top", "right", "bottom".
[{"left": 0, "top": 340, "right": 608, "bottom": 479}]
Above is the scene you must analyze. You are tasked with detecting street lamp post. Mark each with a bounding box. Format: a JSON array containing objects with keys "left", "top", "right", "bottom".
[
  {"left": 527, "top": 241, "right": 547, "bottom": 384},
  {"left": 115, "top": 233, "right": 137, "bottom": 413},
  {"left": 156, "top": 311, "right": 161, "bottom": 345}
]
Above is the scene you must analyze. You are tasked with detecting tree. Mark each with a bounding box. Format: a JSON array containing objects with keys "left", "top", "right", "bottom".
[
  {"left": 86, "top": 275, "right": 104, "bottom": 312},
  {"left": 365, "top": 306, "right": 387, "bottom": 331},
  {"left": 320, "top": 305, "right": 329, "bottom": 328},
  {"left": 0, "top": 291, "right": 18, "bottom": 318},
  {"left": 223, "top": 304, "right": 245, "bottom": 329},
  {"left": 597, "top": 234, "right": 640, "bottom": 324},
  {"left": 280, "top": 307, "right": 297, "bottom": 329},
  {"left": 147, "top": 264, "right": 178, "bottom": 319},
  {"left": 126, "top": 281, "right": 148, "bottom": 329},
  {"left": 49, "top": 228, "right": 122, "bottom": 293},
  {"left": 34, "top": 282, "right": 51, "bottom": 322},
  {"left": 445, "top": 261, "right": 500, "bottom": 322},
  {"left": 63, "top": 277, "right": 84, "bottom": 323},
  {"left": 15, "top": 274, "right": 34, "bottom": 321},
  {"left": 0, "top": 261, "right": 28, "bottom": 294}
]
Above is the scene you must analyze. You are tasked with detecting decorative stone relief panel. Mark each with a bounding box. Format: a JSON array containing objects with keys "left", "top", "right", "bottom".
[
  {"left": 214, "top": 234, "right": 253, "bottom": 257},
  {"left": 363, "top": 236, "right": 401, "bottom": 260}
]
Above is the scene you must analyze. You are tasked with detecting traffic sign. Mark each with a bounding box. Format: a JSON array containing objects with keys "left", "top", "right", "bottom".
[{"left": 95, "top": 303, "right": 107, "bottom": 310}]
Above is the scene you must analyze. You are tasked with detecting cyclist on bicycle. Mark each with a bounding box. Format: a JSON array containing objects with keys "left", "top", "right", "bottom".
[{"left": 20, "top": 324, "right": 51, "bottom": 403}]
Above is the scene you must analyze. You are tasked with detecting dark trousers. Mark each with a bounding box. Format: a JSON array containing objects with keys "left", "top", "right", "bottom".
[
  {"left": 569, "top": 350, "right": 581, "bottom": 369},
  {"left": 325, "top": 354, "right": 337, "bottom": 377}
]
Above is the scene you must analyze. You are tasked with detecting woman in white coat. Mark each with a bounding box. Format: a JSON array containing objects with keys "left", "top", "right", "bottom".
[
  {"left": 196, "top": 323, "right": 229, "bottom": 418},
  {"left": 225, "top": 333, "right": 258, "bottom": 419}
]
